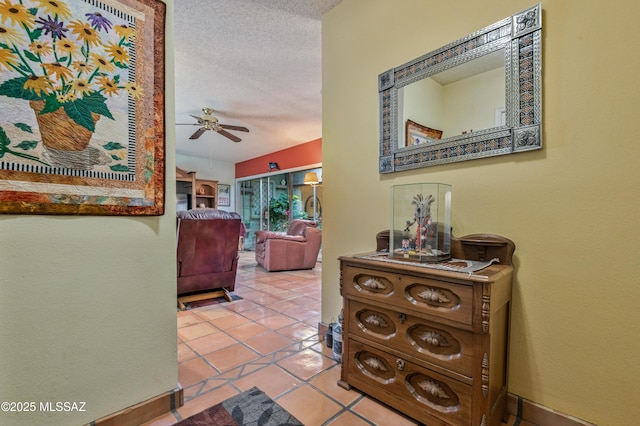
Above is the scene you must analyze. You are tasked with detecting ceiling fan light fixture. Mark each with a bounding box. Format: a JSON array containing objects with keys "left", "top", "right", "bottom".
[{"left": 178, "top": 107, "right": 249, "bottom": 142}]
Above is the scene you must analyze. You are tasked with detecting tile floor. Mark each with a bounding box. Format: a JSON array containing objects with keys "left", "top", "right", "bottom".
[{"left": 145, "top": 251, "right": 531, "bottom": 426}]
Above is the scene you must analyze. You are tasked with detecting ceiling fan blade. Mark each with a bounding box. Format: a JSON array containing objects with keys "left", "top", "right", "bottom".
[
  {"left": 176, "top": 123, "right": 199, "bottom": 126},
  {"left": 220, "top": 124, "right": 249, "bottom": 132},
  {"left": 189, "top": 128, "right": 206, "bottom": 139},
  {"left": 217, "top": 129, "right": 242, "bottom": 143}
]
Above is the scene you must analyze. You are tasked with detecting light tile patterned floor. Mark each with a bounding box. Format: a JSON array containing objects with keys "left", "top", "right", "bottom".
[{"left": 145, "top": 251, "right": 531, "bottom": 426}]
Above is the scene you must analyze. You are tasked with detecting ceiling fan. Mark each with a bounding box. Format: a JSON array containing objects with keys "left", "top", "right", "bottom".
[{"left": 177, "top": 107, "right": 249, "bottom": 142}]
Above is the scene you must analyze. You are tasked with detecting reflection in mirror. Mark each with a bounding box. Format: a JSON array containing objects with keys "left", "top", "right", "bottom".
[
  {"left": 398, "top": 50, "right": 505, "bottom": 148},
  {"left": 379, "top": 3, "right": 542, "bottom": 173}
]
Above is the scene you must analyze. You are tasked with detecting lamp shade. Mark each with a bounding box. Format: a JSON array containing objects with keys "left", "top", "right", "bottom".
[{"left": 303, "top": 172, "right": 319, "bottom": 185}]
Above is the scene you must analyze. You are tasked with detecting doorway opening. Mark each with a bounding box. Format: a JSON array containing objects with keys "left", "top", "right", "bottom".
[{"left": 238, "top": 167, "right": 322, "bottom": 250}]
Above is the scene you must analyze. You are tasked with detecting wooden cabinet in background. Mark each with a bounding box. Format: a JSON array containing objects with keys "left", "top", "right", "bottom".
[
  {"left": 194, "top": 179, "right": 218, "bottom": 209},
  {"left": 338, "top": 234, "right": 515, "bottom": 426},
  {"left": 176, "top": 167, "right": 218, "bottom": 210}
]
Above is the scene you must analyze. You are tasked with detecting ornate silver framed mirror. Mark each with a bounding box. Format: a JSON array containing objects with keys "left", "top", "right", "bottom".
[{"left": 379, "top": 3, "right": 542, "bottom": 173}]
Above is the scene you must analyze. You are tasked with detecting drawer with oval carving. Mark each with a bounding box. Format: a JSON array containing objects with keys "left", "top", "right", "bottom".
[
  {"left": 344, "top": 269, "right": 396, "bottom": 297},
  {"left": 347, "top": 300, "right": 474, "bottom": 376},
  {"left": 350, "top": 303, "right": 397, "bottom": 340},
  {"left": 346, "top": 339, "right": 472, "bottom": 425},
  {"left": 342, "top": 265, "right": 473, "bottom": 325}
]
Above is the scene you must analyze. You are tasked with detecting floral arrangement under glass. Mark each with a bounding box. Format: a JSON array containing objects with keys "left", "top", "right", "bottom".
[{"left": 0, "top": 0, "right": 141, "bottom": 170}]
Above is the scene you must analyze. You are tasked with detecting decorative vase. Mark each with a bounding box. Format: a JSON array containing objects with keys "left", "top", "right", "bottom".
[{"left": 30, "top": 100, "right": 100, "bottom": 151}]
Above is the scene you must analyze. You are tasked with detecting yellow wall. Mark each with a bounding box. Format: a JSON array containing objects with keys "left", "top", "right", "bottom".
[
  {"left": 0, "top": 1, "right": 177, "bottom": 424},
  {"left": 443, "top": 67, "right": 505, "bottom": 136},
  {"left": 322, "top": 1, "right": 640, "bottom": 424},
  {"left": 402, "top": 77, "right": 444, "bottom": 144}
]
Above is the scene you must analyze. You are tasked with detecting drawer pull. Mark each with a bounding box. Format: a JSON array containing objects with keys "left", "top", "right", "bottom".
[
  {"left": 354, "top": 274, "right": 393, "bottom": 295},
  {"left": 397, "top": 312, "right": 406, "bottom": 323},
  {"left": 364, "top": 313, "right": 388, "bottom": 327},
  {"left": 396, "top": 358, "right": 405, "bottom": 371},
  {"left": 418, "top": 379, "right": 451, "bottom": 399},
  {"left": 420, "top": 331, "right": 451, "bottom": 347},
  {"left": 362, "top": 277, "right": 386, "bottom": 290},
  {"left": 364, "top": 356, "right": 388, "bottom": 372},
  {"left": 418, "top": 287, "right": 451, "bottom": 304},
  {"left": 356, "top": 308, "right": 396, "bottom": 335}
]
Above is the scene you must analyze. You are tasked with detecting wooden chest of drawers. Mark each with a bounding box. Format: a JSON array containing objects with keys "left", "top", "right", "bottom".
[{"left": 338, "top": 235, "right": 515, "bottom": 426}]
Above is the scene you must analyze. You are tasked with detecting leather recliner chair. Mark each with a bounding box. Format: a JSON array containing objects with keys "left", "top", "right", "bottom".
[
  {"left": 176, "top": 209, "right": 242, "bottom": 298},
  {"left": 254, "top": 219, "right": 322, "bottom": 272}
]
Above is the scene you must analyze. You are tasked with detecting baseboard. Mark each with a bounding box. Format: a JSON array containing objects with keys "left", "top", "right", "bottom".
[
  {"left": 88, "top": 386, "right": 183, "bottom": 426},
  {"left": 507, "top": 393, "right": 596, "bottom": 426}
]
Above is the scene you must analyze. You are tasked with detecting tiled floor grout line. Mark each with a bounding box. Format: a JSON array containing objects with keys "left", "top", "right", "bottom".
[
  {"left": 180, "top": 309, "right": 334, "bottom": 403},
  {"left": 279, "top": 362, "right": 387, "bottom": 426},
  {"left": 161, "top": 252, "right": 525, "bottom": 426},
  {"left": 170, "top": 253, "right": 428, "bottom": 426},
  {"left": 321, "top": 407, "right": 375, "bottom": 426}
]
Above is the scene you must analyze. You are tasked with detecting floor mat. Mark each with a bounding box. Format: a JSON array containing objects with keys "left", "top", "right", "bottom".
[{"left": 176, "top": 386, "right": 302, "bottom": 426}]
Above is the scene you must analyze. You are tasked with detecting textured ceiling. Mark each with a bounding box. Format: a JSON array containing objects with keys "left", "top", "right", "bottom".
[{"left": 174, "top": 0, "right": 342, "bottom": 163}]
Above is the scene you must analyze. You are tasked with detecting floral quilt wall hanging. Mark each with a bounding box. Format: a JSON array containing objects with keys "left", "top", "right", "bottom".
[{"left": 0, "top": 0, "right": 165, "bottom": 215}]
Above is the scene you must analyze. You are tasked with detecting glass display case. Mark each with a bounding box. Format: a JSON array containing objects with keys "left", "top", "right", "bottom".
[{"left": 390, "top": 183, "right": 452, "bottom": 262}]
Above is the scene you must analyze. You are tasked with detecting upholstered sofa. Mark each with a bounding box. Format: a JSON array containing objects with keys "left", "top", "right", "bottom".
[
  {"left": 176, "top": 208, "right": 242, "bottom": 297},
  {"left": 254, "top": 219, "right": 322, "bottom": 272}
]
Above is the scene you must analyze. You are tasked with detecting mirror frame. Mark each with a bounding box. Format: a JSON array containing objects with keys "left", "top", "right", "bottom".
[{"left": 379, "top": 3, "right": 542, "bottom": 173}]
